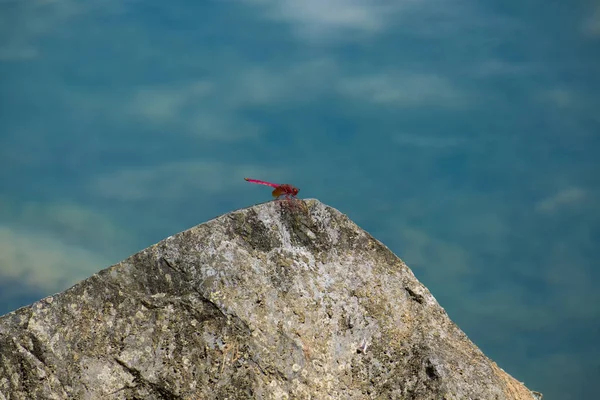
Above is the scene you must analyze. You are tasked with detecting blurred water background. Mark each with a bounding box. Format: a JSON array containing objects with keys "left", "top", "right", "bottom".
[{"left": 1, "top": 1, "right": 599, "bottom": 398}]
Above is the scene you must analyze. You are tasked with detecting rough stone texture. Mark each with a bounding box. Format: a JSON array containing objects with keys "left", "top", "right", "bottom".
[{"left": 0, "top": 200, "right": 541, "bottom": 399}]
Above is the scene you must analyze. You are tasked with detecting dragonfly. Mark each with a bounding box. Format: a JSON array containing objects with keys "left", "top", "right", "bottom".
[{"left": 244, "top": 178, "right": 299, "bottom": 200}]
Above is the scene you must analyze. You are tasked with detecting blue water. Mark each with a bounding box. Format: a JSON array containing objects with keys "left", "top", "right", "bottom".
[{"left": 1, "top": 1, "right": 598, "bottom": 398}]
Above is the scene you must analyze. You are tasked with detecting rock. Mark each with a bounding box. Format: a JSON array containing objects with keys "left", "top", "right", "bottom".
[{"left": 0, "top": 199, "right": 541, "bottom": 399}]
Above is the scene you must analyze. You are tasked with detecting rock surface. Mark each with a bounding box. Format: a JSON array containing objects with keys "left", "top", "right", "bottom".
[{"left": 0, "top": 199, "right": 541, "bottom": 399}]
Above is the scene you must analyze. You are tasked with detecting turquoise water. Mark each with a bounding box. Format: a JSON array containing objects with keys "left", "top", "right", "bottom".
[{"left": 1, "top": 1, "right": 598, "bottom": 398}]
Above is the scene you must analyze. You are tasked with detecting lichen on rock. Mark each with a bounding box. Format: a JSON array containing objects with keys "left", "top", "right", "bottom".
[{"left": 0, "top": 199, "right": 541, "bottom": 399}]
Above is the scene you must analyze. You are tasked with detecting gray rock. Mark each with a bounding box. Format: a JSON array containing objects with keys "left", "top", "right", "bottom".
[{"left": 0, "top": 200, "right": 541, "bottom": 399}]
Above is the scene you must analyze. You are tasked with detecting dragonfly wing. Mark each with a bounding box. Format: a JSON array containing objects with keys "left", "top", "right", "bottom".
[{"left": 272, "top": 187, "right": 283, "bottom": 198}]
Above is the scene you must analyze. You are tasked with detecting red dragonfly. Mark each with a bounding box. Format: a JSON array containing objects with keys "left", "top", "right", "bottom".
[{"left": 244, "top": 178, "right": 299, "bottom": 199}]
